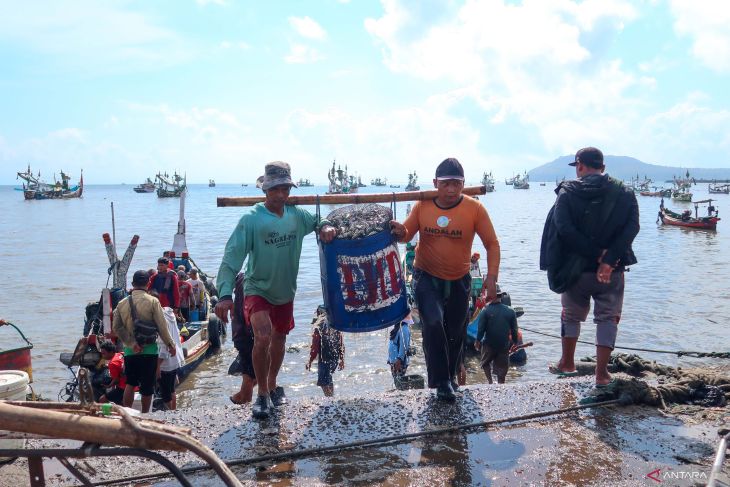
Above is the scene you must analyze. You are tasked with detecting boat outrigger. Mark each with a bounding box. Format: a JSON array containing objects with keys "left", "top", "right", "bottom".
[
  {"left": 513, "top": 172, "right": 530, "bottom": 190},
  {"left": 658, "top": 198, "right": 721, "bottom": 231},
  {"left": 404, "top": 171, "right": 420, "bottom": 191},
  {"left": 709, "top": 182, "right": 730, "bottom": 194},
  {"left": 16, "top": 165, "right": 83, "bottom": 200},
  {"left": 59, "top": 191, "right": 223, "bottom": 406},
  {"left": 326, "top": 160, "right": 358, "bottom": 194},
  {"left": 156, "top": 171, "right": 186, "bottom": 198},
  {"left": 481, "top": 171, "right": 495, "bottom": 192},
  {"left": 297, "top": 178, "right": 313, "bottom": 187}
]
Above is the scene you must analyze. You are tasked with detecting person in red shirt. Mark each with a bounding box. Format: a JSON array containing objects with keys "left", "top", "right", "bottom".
[
  {"left": 147, "top": 257, "right": 180, "bottom": 311},
  {"left": 177, "top": 271, "right": 193, "bottom": 322},
  {"left": 99, "top": 340, "right": 127, "bottom": 405}
]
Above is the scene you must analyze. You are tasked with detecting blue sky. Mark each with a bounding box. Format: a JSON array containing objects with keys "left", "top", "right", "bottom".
[{"left": 1, "top": 0, "right": 729, "bottom": 184}]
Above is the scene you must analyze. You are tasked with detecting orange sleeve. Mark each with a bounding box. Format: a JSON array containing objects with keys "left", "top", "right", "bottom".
[
  {"left": 401, "top": 201, "right": 421, "bottom": 242},
  {"left": 474, "top": 204, "right": 500, "bottom": 279}
]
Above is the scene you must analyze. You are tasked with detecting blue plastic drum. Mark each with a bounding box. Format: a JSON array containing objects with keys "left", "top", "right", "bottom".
[{"left": 319, "top": 228, "right": 409, "bottom": 332}]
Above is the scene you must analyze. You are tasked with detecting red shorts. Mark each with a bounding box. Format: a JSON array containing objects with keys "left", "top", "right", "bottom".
[{"left": 244, "top": 295, "right": 295, "bottom": 335}]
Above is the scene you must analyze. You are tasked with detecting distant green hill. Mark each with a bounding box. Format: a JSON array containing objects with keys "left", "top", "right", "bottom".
[{"left": 527, "top": 155, "right": 730, "bottom": 182}]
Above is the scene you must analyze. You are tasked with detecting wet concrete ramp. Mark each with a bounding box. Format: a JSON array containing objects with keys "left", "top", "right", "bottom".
[{"left": 15, "top": 378, "right": 725, "bottom": 486}]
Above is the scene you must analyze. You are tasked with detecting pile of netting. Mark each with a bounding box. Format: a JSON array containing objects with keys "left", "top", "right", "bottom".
[
  {"left": 581, "top": 375, "right": 729, "bottom": 409},
  {"left": 578, "top": 354, "right": 730, "bottom": 409},
  {"left": 580, "top": 353, "right": 683, "bottom": 379},
  {"left": 326, "top": 204, "right": 392, "bottom": 240}
]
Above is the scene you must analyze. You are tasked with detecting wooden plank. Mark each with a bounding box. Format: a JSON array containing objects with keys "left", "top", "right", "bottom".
[
  {"left": 217, "top": 185, "right": 487, "bottom": 207},
  {"left": 0, "top": 402, "right": 189, "bottom": 451}
]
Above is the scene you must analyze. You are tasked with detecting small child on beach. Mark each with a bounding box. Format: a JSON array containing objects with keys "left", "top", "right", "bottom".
[
  {"left": 306, "top": 306, "right": 344, "bottom": 397},
  {"left": 387, "top": 313, "right": 414, "bottom": 388},
  {"left": 474, "top": 285, "right": 518, "bottom": 384}
]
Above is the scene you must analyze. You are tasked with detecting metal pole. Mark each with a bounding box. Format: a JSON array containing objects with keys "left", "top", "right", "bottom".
[{"left": 111, "top": 202, "right": 117, "bottom": 260}]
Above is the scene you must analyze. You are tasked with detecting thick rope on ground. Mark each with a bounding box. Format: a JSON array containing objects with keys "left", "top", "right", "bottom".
[{"left": 580, "top": 376, "right": 729, "bottom": 409}]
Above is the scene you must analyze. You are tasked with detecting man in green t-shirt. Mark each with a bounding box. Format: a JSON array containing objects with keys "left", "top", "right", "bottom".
[{"left": 216, "top": 161, "right": 336, "bottom": 419}]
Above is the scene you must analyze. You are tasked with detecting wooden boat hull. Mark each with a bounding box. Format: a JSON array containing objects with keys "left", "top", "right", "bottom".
[
  {"left": 659, "top": 209, "right": 719, "bottom": 230},
  {"left": 157, "top": 187, "right": 186, "bottom": 197}
]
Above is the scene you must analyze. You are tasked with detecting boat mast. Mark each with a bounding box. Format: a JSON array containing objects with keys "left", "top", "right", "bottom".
[{"left": 172, "top": 187, "right": 188, "bottom": 255}]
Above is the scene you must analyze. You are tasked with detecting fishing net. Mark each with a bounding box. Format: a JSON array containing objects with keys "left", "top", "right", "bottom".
[{"left": 327, "top": 204, "right": 392, "bottom": 240}]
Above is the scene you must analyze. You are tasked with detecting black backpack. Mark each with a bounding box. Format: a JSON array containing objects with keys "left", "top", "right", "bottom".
[{"left": 128, "top": 294, "right": 159, "bottom": 346}]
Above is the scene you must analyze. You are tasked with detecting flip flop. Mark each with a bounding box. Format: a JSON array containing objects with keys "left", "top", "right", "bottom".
[
  {"left": 594, "top": 378, "right": 617, "bottom": 389},
  {"left": 548, "top": 364, "right": 579, "bottom": 377}
]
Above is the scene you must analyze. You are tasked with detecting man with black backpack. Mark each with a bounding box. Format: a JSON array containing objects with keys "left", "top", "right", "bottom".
[
  {"left": 540, "top": 147, "right": 639, "bottom": 387},
  {"left": 113, "top": 270, "right": 177, "bottom": 412}
]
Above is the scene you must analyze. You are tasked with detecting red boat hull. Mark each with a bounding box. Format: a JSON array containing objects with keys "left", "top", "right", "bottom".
[
  {"left": 0, "top": 347, "right": 33, "bottom": 382},
  {"left": 660, "top": 212, "right": 720, "bottom": 230}
]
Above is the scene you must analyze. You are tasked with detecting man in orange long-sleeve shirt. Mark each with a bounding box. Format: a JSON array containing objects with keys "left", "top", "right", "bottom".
[{"left": 391, "top": 158, "right": 500, "bottom": 401}]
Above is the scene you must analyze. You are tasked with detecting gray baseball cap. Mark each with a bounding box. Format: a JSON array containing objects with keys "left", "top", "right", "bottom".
[{"left": 261, "top": 161, "right": 297, "bottom": 191}]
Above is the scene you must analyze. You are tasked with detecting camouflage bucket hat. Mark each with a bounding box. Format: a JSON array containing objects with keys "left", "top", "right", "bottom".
[{"left": 261, "top": 161, "right": 297, "bottom": 191}]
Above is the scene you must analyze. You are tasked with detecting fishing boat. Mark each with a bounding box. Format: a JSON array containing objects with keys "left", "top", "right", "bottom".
[
  {"left": 640, "top": 188, "right": 672, "bottom": 197},
  {"left": 357, "top": 176, "right": 367, "bottom": 188},
  {"left": 709, "top": 182, "right": 730, "bottom": 194},
  {"left": 133, "top": 177, "right": 155, "bottom": 193},
  {"left": 16, "top": 165, "right": 83, "bottom": 200},
  {"left": 513, "top": 172, "right": 530, "bottom": 189},
  {"left": 627, "top": 174, "right": 653, "bottom": 193},
  {"left": 389, "top": 184, "right": 401, "bottom": 188},
  {"left": 156, "top": 171, "right": 186, "bottom": 198},
  {"left": 672, "top": 189, "right": 693, "bottom": 202},
  {"left": 505, "top": 175, "right": 518, "bottom": 185},
  {"left": 0, "top": 321, "right": 33, "bottom": 382},
  {"left": 404, "top": 171, "right": 420, "bottom": 191},
  {"left": 209, "top": 179, "right": 216, "bottom": 187},
  {"left": 658, "top": 198, "right": 720, "bottom": 230},
  {"left": 58, "top": 191, "right": 223, "bottom": 406},
  {"left": 326, "top": 160, "right": 358, "bottom": 194},
  {"left": 481, "top": 171, "right": 495, "bottom": 192},
  {"left": 371, "top": 177, "right": 387, "bottom": 186},
  {"left": 670, "top": 171, "right": 694, "bottom": 201},
  {"left": 297, "top": 178, "right": 313, "bottom": 187}
]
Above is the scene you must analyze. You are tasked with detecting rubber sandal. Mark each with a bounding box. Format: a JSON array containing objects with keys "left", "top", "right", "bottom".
[
  {"left": 594, "top": 378, "right": 617, "bottom": 389},
  {"left": 548, "top": 364, "right": 579, "bottom": 377}
]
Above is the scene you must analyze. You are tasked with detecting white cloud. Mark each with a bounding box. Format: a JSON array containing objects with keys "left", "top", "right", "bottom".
[
  {"left": 284, "top": 44, "right": 325, "bottom": 64},
  {"left": 196, "top": 0, "right": 227, "bottom": 5},
  {"left": 0, "top": 1, "right": 191, "bottom": 74},
  {"left": 364, "top": 1, "right": 656, "bottom": 158},
  {"left": 670, "top": 0, "right": 730, "bottom": 72},
  {"left": 288, "top": 16, "right": 327, "bottom": 40}
]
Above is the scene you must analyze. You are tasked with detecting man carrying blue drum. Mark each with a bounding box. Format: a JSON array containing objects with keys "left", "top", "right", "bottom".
[{"left": 215, "top": 161, "right": 336, "bottom": 419}]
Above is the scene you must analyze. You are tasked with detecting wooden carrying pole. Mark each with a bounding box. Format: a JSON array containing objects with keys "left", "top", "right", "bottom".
[
  {"left": 0, "top": 401, "right": 188, "bottom": 451},
  {"left": 217, "top": 185, "right": 487, "bottom": 207}
]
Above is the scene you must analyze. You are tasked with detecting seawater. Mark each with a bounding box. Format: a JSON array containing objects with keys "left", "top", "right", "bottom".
[{"left": 0, "top": 182, "right": 728, "bottom": 407}]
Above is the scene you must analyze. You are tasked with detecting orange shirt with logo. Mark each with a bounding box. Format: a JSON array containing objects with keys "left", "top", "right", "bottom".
[{"left": 402, "top": 196, "right": 500, "bottom": 280}]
